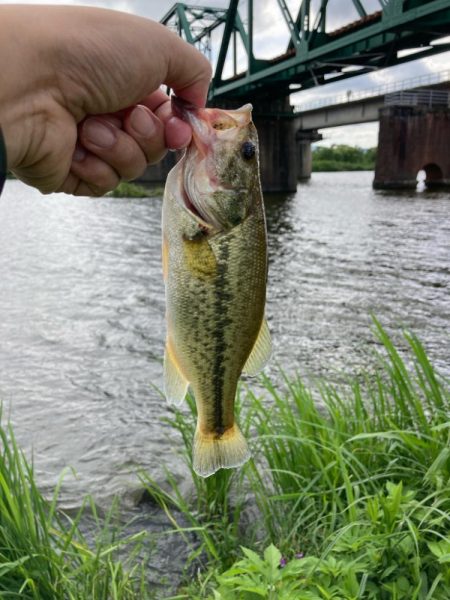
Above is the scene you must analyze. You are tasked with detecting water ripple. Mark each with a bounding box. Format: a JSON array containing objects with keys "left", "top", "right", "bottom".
[{"left": 0, "top": 173, "right": 449, "bottom": 508}]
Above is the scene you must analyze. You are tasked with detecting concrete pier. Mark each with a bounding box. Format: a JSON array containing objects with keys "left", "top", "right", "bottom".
[
  {"left": 296, "top": 129, "right": 322, "bottom": 181},
  {"left": 253, "top": 115, "right": 297, "bottom": 192},
  {"left": 374, "top": 105, "right": 450, "bottom": 189},
  {"left": 139, "top": 152, "right": 178, "bottom": 186}
]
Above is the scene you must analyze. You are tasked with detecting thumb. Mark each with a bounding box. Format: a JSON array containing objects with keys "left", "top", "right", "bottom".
[{"left": 45, "top": 7, "right": 212, "bottom": 115}]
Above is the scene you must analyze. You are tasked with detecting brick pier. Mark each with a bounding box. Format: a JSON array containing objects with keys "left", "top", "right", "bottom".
[{"left": 374, "top": 101, "right": 450, "bottom": 190}]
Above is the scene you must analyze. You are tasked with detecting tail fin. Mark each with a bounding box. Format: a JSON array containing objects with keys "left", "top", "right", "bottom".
[{"left": 193, "top": 424, "right": 251, "bottom": 478}]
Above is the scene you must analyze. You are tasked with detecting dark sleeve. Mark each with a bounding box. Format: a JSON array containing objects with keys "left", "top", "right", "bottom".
[{"left": 0, "top": 127, "right": 6, "bottom": 196}]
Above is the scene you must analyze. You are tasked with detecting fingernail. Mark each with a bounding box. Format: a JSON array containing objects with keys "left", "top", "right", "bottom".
[
  {"left": 73, "top": 145, "right": 87, "bottom": 162},
  {"left": 130, "top": 106, "right": 156, "bottom": 137},
  {"left": 83, "top": 118, "right": 116, "bottom": 148}
]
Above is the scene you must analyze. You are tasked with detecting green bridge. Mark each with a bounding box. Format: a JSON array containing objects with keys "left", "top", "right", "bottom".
[
  {"left": 150, "top": 1, "right": 450, "bottom": 191},
  {"left": 162, "top": 0, "right": 450, "bottom": 101}
]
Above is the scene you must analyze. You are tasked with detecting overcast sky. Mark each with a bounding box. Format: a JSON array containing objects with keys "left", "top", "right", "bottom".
[{"left": 2, "top": 0, "right": 449, "bottom": 147}]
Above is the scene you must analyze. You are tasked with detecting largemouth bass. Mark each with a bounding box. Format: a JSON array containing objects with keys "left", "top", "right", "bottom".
[{"left": 162, "top": 97, "right": 271, "bottom": 477}]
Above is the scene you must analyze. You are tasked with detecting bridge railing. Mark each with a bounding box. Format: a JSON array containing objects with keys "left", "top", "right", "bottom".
[
  {"left": 293, "top": 69, "right": 450, "bottom": 114},
  {"left": 385, "top": 89, "right": 449, "bottom": 107}
]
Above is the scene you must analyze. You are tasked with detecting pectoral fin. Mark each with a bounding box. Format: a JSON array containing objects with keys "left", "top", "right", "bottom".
[
  {"left": 164, "top": 341, "right": 188, "bottom": 405},
  {"left": 243, "top": 318, "right": 272, "bottom": 377}
]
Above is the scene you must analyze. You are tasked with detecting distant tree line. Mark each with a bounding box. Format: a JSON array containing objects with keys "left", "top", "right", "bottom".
[{"left": 312, "top": 145, "right": 377, "bottom": 171}]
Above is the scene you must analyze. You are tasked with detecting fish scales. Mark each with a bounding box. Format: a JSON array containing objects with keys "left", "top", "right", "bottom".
[{"left": 162, "top": 98, "right": 271, "bottom": 477}]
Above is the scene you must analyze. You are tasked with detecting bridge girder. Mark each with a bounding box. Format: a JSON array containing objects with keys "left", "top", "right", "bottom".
[{"left": 161, "top": 1, "right": 450, "bottom": 102}]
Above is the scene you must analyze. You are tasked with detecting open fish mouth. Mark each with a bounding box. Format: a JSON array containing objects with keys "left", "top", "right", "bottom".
[
  {"left": 182, "top": 164, "right": 238, "bottom": 232},
  {"left": 172, "top": 96, "right": 215, "bottom": 226},
  {"left": 172, "top": 97, "right": 253, "bottom": 230},
  {"left": 172, "top": 96, "right": 252, "bottom": 154}
]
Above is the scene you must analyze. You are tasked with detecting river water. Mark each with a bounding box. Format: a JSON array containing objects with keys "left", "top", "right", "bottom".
[{"left": 0, "top": 172, "right": 449, "bottom": 512}]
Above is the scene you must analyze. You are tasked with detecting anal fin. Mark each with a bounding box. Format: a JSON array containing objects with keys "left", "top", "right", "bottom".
[
  {"left": 164, "top": 341, "right": 188, "bottom": 406},
  {"left": 243, "top": 318, "right": 272, "bottom": 377}
]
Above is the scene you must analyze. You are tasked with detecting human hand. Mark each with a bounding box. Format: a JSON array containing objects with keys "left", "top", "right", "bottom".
[{"left": 0, "top": 5, "right": 211, "bottom": 195}]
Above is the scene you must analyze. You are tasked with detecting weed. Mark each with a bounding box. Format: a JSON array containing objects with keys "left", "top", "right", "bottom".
[{"left": 143, "top": 321, "right": 450, "bottom": 599}]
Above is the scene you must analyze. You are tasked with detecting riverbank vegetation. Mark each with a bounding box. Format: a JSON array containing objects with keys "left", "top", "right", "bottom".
[
  {"left": 109, "top": 181, "right": 156, "bottom": 198},
  {"left": 0, "top": 424, "right": 149, "bottom": 598},
  {"left": 0, "top": 321, "right": 448, "bottom": 599},
  {"left": 312, "top": 145, "right": 377, "bottom": 171}
]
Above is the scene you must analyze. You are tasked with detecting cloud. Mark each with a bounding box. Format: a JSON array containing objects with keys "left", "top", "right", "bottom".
[{"left": 315, "top": 122, "right": 379, "bottom": 148}]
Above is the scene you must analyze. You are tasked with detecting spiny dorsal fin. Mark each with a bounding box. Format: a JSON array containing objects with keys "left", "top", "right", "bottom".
[
  {"left": 243, "top": 318, "right": 272, "bottom": 377},
  {"left": 164, "top": 341, "right": 189, "bottom": 406}
]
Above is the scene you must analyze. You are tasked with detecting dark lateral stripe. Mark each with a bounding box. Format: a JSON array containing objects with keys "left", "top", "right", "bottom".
[{"left": 211, "top": 242, "right": 231, "bottom": 435}]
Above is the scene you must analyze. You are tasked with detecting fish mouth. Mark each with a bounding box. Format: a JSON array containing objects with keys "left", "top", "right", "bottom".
[
  {"left": 172, "top": 97, "right": 253, "bottom": 230},
  {"left": 181, "top": 157, "right": 219, "bottom": 230},
  {"left": 171, "top": 96, "right": 198, "bottom": 120},
  {"left": 172, "top": 96, "right": 253, "bottom": 156},
  {"left": 172, "top": 97, "right": 217, "bottom": 228},
  {"left": 181, "top": 184, "right": 210, "bottom": 228},
  {"left": 172, "top": 97, "right": 211, "bottom": 157}
]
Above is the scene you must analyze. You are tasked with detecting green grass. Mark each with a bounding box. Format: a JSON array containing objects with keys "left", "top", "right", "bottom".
[
  {"left": 312, "top": 159, "right": 373, "bottom": 171},
  {"left": 108, "top": 181, "right": 157, "bottom": 198},
  {"left": 312, "top": 145, "right": 376, "bottom": 172},
  {"left": 141, "top": 320, "right": 450, "bottom": 599},
  {"left": 0, "top": 422, "right": 153, "bottom": 599},
  {"left": 0, "top": 321, "right": 448, "bottom": 599}
]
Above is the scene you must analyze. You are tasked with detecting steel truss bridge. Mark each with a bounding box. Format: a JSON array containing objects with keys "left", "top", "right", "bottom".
[{"left": 161, "top": 1, "right": 450, "bottom": 102}]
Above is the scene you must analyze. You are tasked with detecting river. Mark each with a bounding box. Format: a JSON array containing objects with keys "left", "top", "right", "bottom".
[{"left": 0, "top": 171, "right": 448, "bottom": 515}]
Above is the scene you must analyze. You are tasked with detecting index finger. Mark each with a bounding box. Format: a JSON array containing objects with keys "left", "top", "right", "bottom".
[{"left": 140, "top": 89, "right": 193, "bottom": 150}]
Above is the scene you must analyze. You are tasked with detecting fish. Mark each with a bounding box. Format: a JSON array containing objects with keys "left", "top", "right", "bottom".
[{"left": 161, "top": 97, "right": 271, "bottom": 478}]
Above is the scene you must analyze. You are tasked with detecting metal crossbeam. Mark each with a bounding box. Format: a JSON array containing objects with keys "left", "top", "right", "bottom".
[
  {"left": 352, "top": 0, "right": 367, "bottom": 18},
  {"left": 277, "top": 0, "right": 301, "bottom": 50},
  {"left": 213, "top": 0, "right": 240, "bottom": 83},
  {"left": 176, "top": 4, "right": 194, "bottom": 44},
  {"left": 161, "top": 1, "right": 450, "bottom": 101}
]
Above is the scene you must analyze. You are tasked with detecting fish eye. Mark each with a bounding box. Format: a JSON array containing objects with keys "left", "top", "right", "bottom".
[{"left": 241, "top": 141, "right": 255, "bottom": 160}]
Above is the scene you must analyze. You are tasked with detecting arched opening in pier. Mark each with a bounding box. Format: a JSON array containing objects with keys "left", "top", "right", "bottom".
[
  {"left": 416, "top": 169, "right": 426, "bottom": 191},
  {"left": 417, "top": 163, "right": 443, "bottom": 190}
]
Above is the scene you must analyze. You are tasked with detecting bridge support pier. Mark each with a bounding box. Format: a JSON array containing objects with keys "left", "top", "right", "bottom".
[
  {"left": 140, "top": 153, "right": 178, "bottom": 186},
  {"left": 296, "top": 129, "right": 323, "bottom": 180},
  {"left": 252, "top": 99, "right": 298, "bottom": 192},
  {"left": 373, "top": 105, "right": 450, "bottom": 189}
]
